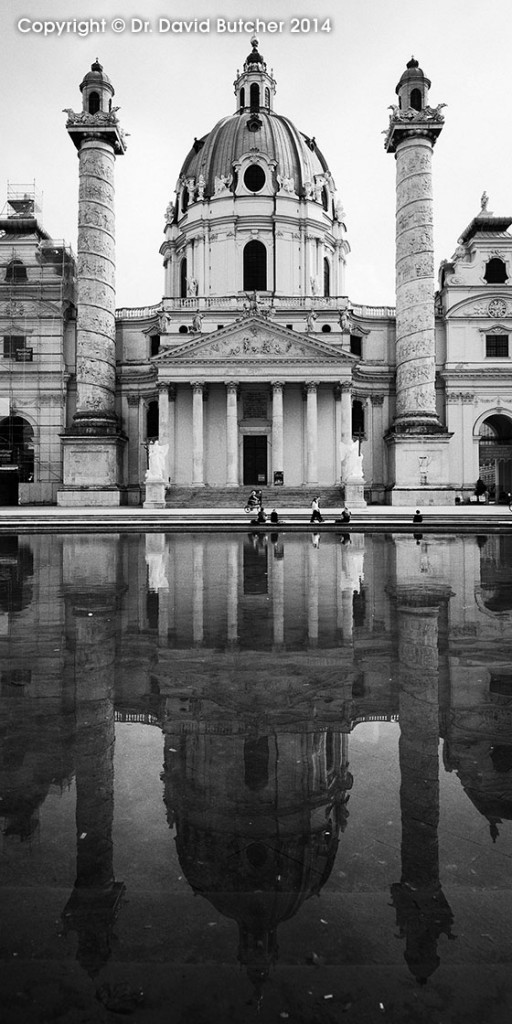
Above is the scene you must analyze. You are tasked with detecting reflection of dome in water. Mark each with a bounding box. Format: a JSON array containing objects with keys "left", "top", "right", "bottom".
[{"left": 163, "top": 727, "right": 352, "bottom": 997}]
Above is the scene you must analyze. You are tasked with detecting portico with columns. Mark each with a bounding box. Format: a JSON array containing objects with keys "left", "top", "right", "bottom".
[{"left": 152, "top": 316, "right": 356, "bottom": 488}]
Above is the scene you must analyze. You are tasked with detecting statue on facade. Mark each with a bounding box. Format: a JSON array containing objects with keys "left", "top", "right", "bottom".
[
  {"left": 305, "top": 309, "right": 318, "bottom": 332},
  {"left": 339, "top": 309, "right": 352, "bottom": 333},
  {"left": 341, "top": 440, "right": 364, "bottom": 482},
  {"left": 146, "top": 440, "right": 168, "bottom": 481},
  {"left": 192, "top": 312, "right": 203, "bottom": 333},
  {"left": 187, "top": 278, "right": 198, "bottom": 296},
  {"left": 158, "top": 308, "right": 172, "bottom": 333}
]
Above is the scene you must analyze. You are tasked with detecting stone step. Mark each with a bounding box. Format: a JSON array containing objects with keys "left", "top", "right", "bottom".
[{"left": 166, "top": 486, "right": 343, "bottom": 508}]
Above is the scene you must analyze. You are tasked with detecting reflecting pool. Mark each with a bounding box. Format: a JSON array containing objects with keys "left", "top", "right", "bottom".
[{"left": 1, "top": 531, "right": 512, "bottom": 1024}]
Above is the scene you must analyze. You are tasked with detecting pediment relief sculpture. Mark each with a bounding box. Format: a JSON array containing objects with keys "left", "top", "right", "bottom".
[{"left": 156, "top": 319, "right": 347, "bottom": 364}]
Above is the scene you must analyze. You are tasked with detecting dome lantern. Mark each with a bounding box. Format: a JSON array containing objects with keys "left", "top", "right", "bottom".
[{"left": 234, "top": 37, "right": 276, "bottom": 114}]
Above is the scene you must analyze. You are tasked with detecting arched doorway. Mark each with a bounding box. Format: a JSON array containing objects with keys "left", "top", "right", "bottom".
[
  {"left": 0, "top": 416, "right": 34, "bottom": 506},
  {"left": 478, "top": 413, "right": 512, "bottom": 502}
]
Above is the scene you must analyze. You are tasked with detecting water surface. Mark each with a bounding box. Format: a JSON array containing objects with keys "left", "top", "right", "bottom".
[{"left": 1, "top": 531, "right": 511, "bottom": 1023}]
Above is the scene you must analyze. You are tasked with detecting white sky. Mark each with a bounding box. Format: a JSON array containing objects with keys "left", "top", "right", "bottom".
[{"left": 2, "top": 0, "right": 512, "bottom": 309}]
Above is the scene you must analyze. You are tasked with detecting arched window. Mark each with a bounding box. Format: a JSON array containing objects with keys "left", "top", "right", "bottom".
[
  {"left": 323, "top": 258, "right": 330, "bottom": 297},
  {"left": 88, "top": 91, "right": 100, "bottom": 114},
  {"left": 243, "top": 240, "right": 267, "bottom": 291},
  {"left": 322, "top": 187, "right": 329, "bottom": 211},
  {"left": 264, "top": 87, "right": 270, "bottom": 108},
  {"left": 180, "top": 258, "right": 187, "bottom": 298},
  {"left": 181, "top": 187, "right": 189, "bottom": 214},
  {"left": 484, "top": 257, "right": 508, "bottom": 284},
  {"left": 410, "top": 88, "right": 422, "bottom": 111},
  {"left": 240, "top": 87, "right": 245, "bottom": 109},
  {"left": 250, "top": 83, "right": 260, "bottom": 112},
  {"left": 5, "top": 260, "right": 27, "bottom": 283}
]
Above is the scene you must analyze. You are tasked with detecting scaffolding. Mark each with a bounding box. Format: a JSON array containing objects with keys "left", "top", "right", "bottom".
[{"left": 0, "top": 183, "right": 76, "bottom": 504}]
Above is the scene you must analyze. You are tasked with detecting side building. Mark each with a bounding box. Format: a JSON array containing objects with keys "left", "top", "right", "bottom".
[{"left": 0, "top": 187, "right": 76, "bottom": 505}]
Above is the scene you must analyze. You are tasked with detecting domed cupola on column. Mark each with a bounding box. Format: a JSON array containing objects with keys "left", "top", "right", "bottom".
[
  {"left": 79, "top": 59, "right": 115, "bottom": 116},
  {"left": 396, "top": 56, "right": 431, "bottom": 112},
  {"left": 161, "top": 42, "right": 349, "bottom": 299}
]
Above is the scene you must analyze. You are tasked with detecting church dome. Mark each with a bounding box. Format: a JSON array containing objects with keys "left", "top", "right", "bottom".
[
  {"left": 161, "top": 39, "right": 348, "bottom": 299},
  {"left": 178, "top": 111, "right": 330, "bottom": 202}
]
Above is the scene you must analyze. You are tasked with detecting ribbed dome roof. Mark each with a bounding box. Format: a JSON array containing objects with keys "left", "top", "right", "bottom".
[{"left": 179, "top": 110, "right": 330, "bottom": 200}]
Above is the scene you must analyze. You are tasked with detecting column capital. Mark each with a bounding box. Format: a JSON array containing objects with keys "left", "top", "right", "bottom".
[
  {"left": 371, "top": 393, "right": 385, "bottom": 406},
  {"left": 334, "top": 381, "right": 352, "bottom": 399},
  {"left": 192, "top": 381, "right": 208, "bottom": 401},
  {"left": 225, "top": 381, "right": 240, "bottom": 395},
  {"left": 271, "top": 380, "right": 285, "bottom": 391},
  {"left": 126, "top": 393, "right": 139, "bottom": 407}
]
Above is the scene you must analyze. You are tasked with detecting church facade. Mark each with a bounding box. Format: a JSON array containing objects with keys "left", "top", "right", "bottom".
[{"left": 1, "top": 45, "right": 512, "bottom": 506}]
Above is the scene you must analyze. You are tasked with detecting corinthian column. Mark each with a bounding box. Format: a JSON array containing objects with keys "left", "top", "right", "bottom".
[
  {"left": 271, "top": 382, "right": 284, "bottom": 482},
  {"left": 305, "top": 382, "right": 318, "bottom": 485},
  {"left": 192, "top": 382, "right": 205, "bottom": 485},
  {"left": 225, "top": 382, "right": 239, "bottom": 485}
]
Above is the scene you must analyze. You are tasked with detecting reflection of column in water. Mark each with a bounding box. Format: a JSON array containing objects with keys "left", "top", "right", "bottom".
[
  {"left": 226, "top": 539, "right": 239, "bottom": 644},
  {"left": 62, "top": 588, "right": 125, "bottom": 977},
  {"left": 307, "top": 539, "right": 319, "bottom": 645},
  {"left": 272, "top": 539, "right": 284, "bottom": 648},
  {"left": 390, "top": 586, "right": 454, "bottom": 984},
  {"left": 192, "top": 539, "right": 204, "bottom": 645}
]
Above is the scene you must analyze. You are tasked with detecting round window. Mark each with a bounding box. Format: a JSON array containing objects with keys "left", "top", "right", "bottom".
[{"left": 244, "top": 164, "right": 266, "bottom": 193}]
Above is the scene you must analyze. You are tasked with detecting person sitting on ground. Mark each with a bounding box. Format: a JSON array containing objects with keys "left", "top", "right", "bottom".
[
  {"left": 251, "top": 506, "right": 267, "bottom": 525},
  {"left": 412, "top": 509, "right": 423, "bottom": 524},
  {"left": 335, "top": 505, "right": 351, "bottom": 525},
  {"left": 310, "top": 496, "right": 324, "bottom": 524},
  {"left": 270, "top": 508, "right": 279, "bottom": 524}
]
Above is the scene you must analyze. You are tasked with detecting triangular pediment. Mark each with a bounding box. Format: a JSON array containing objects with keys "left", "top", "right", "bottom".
[{"left": 154, "top": 316, "right": 354, "bottom": 365}]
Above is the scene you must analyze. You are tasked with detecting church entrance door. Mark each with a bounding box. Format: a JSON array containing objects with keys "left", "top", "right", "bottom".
[{"left": 243, "top": 435, "right": 267, "bottom": 486}]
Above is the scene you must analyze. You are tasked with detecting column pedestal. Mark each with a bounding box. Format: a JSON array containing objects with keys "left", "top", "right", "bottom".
[
  {"left": 58, "top": 435, "right": 127, "bottom": 507},
  {"left": 143, "top": 477, "right": 167, "bottom": 509}
]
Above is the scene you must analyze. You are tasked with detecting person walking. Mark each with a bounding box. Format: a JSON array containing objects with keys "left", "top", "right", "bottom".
[{"left": 310, "top": 496, "right": 324, "bottom": 524}]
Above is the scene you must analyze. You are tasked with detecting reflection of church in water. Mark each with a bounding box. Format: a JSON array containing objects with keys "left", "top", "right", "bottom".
[
  {"left": 2, "top": 44, "right": 512, "bottom": 507},
  {"left": 1, "top": 531, "right": 512, "bottom": 992}
]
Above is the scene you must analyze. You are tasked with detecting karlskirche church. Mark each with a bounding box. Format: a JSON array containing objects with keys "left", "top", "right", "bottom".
[{"left": 1, "top": 42, "right": 512, "bottom": 507}]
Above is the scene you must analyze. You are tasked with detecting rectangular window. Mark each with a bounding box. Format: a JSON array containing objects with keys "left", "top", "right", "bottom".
[
  {"left": 350, "top": 335, "right": 362, "bottom": 357},
  {"left": 3, "top": 335, "right": 26, "bottom": 359},
  {"left": 486, "top": 334, "right": 509, "bottom": 358}
]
